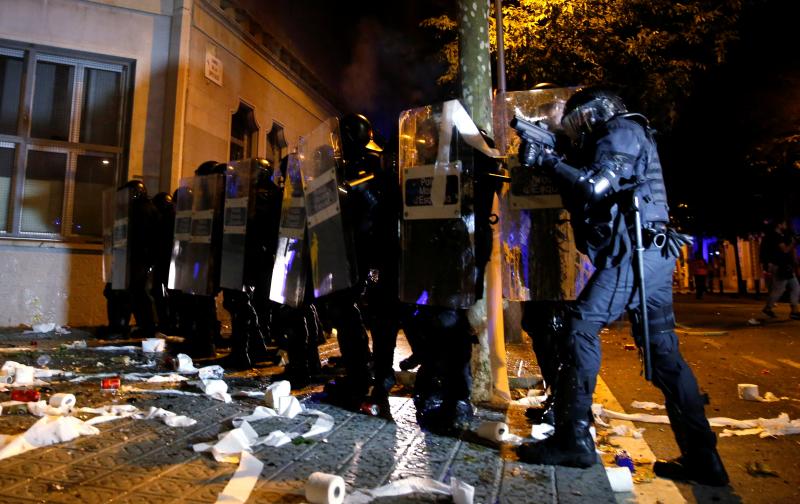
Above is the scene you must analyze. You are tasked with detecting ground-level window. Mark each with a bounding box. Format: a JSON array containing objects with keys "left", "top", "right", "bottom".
[{"left": 0, "top": 42, "right": 131, "bottom": 240}]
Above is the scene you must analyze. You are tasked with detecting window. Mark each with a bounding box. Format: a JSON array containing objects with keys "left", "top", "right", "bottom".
[
  {"left": 0, "top": 42, "right": 131, "bottom": 240},
  {"left": 266, "top": 122, "right": 287, "bottom": 169},
  {"left": 229, "top": 102, "right": 258, "bottom": 161}
]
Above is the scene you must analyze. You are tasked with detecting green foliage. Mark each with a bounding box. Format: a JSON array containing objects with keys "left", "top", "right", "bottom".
[{"left": 423, "top": 0, "right": 746, "bottom": 130}]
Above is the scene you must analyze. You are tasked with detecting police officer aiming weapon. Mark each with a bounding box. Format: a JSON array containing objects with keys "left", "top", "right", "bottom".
[{"left": 509, "top": 87, "right": 728, "bottom": 487}]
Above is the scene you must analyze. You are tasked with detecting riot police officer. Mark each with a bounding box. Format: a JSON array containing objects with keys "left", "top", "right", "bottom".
[
  {"left": 151, "top": 191, "right": 176, "bottom": 333},
  {"left": 106, "top": 180, "right": 159, "bottom": 339},
  {"left": 514, "top": 87, "right": 728, "bottom": 486}
]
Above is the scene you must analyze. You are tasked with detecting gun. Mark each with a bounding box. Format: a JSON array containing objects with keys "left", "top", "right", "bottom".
[{"left": 510, "top": 114, "right": 556, "bottom": 151}]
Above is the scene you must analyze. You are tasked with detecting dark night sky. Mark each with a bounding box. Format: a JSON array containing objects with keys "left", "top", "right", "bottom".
[{"left": 240, "top": 0, "right": 799, "bottom": 232}]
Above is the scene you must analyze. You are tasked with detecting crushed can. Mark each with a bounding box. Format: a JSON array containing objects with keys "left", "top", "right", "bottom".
[
  {"left": 10, "top": 389, "right": 41, "bottom": 402},
  {"left": 101, "top": 376, "right": 121, "bottom": 392},
  {"left": 614, "top": 449, "right": 635, "bottom": 473},
  {"left": 359, "top": 402, "right": 380, "bottom": 417},
  {"left": 4, "top": 403, "right": 29, "bottom": 415}
]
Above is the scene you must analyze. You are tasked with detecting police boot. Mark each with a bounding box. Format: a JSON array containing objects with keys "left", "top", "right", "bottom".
[
  {"left": 225, "top": 329, "right": 252, "bottom": 370},
  {"left": 653, "top": 450, "right": 729, "bottom": 486},
  {"left": 525, "top": 395, "right": 556, "bottom": 426},
  {"left": 516, "top": 417, "right": 596, "bottom": 468}
]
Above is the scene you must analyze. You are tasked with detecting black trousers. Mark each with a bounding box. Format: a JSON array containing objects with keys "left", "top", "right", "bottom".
[{"left": 562, "top": 248, "right": 717, "bottom": 456}]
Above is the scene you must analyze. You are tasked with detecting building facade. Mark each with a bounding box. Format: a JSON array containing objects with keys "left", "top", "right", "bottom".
[{"left": 0, "top": 0, "right": 340, "bottom": 327}]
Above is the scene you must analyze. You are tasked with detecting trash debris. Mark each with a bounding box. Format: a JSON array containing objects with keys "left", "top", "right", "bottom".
[
  {"left": 605, "top": 466, "right": 634, "bottom": 492},
  {"left": 738, "top": 384, "right": 782, "bottom": 402},
  {"left": 476, "top": 421, "right": 509, "bottom": 442},
  {"left": 194, "top": 421, "right": 260, "bottom": 463},
  {"left": 145, "top": 374, "right": 188, "bottom": 383},
  {"left": 62, "top": 340, "right": 87, "bottom": 350},
  {"left": 30, "top": 323, "right": 55, "bottom": 333},
  {"left": 35, "top": 355, "right": 51, "bottom": 368},
  {"left": 10, "top": 389, "right": 41, "bottom": 402},
  {"left": 141, "top": 338, "right": 165, "bottom": 353},
  {"left": 346, "top": 476, "right": 474, "bottom": 504},
  {"left": 359, "top": 402, "right": 380, "bottom": 417},
  {"left": 614, "top": 450, "right": 635, "bottom": 473},
  {"left": 136, "top": 406, "right": 197, "bottom": 427},
  {"left": 100, "top": 377, "right": 121, "bottom": 392},
  {"left": 196, "top": 379, "right": 232, "bottom": 403},
  {"left": 264, "top": 380, "right": 291, "bottom": 408},
  {"left": 745, "top": 461, "right": 779, "bottom": 477},
  {"left": 306, "top": 472, "right": 345, "bottom": 504},
  {"left": 608, "top": 424, "right": 645, "bottom": 439},
  {"left": 0, "top": 415, "right": 99, "bottom": 460},
  {"left": 531, "top": 423, "right": 555, "bottom": 441},
  {"left": 624, "top": 344, "right": 637, "bottom": 351},
  {"left": 48, "top": 393, "right": 76, "bottom": 410},
  {"left": 92, "top": 345, "right": 138, "bottom": 352},
  {"left": 216, "top": 451, "right": 263, "bottom": 504},
  {"left": 747, "top": 318, "right": 761, "bottom": 326},
  {"left": 174, "top": 353, "right": 198, "bottom": 373},
  {"left": 630, "top": 401, "right": 665, "bottom": 410},
  {"left": 198, "top": 365, "right": 224, "bottom": 381},
  {"left": 594, "top": 404, "right": 800, "bottom": 437}
]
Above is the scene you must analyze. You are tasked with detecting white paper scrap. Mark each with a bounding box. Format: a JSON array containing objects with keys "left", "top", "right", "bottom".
[
  {"left": 175, "top": 353, "right": 199, "bottom": 373},
  {"left": 630, "top": 401, "right": 665, "bottom": 410},
  {"left": 346, "top": 477, "right": 452, "bottom": 503},
  {"left": 146, "top": 374, "right": 189, "bottom": 383},
  {"left": 0, "top": 415, "right": 99, "bottom": 460},
  {"left": 215, "top": 451, "right": 264, "bottom": 503},
  {"left": 92, "top": 346, "right": 139, "bottom": 352},
  {"left": 135, "top": 406, "right": 197, "bottom": 427},
  {"left": 62, "top": 340, "right": 88, "bottom": 349},
  {"left": 530, "top": 423, "right": 555, "bottom": 441}
]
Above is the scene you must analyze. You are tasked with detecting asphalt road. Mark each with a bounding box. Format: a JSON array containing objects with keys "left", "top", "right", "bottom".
[{"left": 599, "top": 292, "right": 800, "bottom": 504}]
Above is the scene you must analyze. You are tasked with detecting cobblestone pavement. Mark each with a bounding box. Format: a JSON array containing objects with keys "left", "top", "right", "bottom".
[{"left": 0, "top": 330, "right": 615, "bottom": 503}]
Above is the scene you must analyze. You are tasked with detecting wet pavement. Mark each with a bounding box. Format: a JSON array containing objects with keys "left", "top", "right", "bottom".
[{"left": 0, "top": 329, "right": 615, "bottom": 503}]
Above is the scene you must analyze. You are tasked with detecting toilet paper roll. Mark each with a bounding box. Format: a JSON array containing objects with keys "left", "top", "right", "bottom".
[
  {"left": 13, "top": 366, "right": 35, "bottom": 385},
  {"left": 142, "top": 338, "right": 166, "bottom": 353},
  {"left": 49, "top": 393, "right": 76, "bottom": 410},
  {"left": 476, "top": 421, "right": 509, "bottom": 442},
  {"left": 305, "top": 472, "right": 345, "bottom": 504},
  {"left": 605, "top": 467, "right": 634, "bottom": 493},
  {"left": 738, "top": 384, "right": 760, "bottom": 401}
]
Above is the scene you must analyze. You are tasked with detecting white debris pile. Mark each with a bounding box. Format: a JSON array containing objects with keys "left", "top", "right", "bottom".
[{"left": 593, "top": 403, "right": 800, "bottom": 438}]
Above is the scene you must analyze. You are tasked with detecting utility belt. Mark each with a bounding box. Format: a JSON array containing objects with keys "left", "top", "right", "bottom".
[{"left": 642, "top": 222, "right": 668, "bottom": 250}]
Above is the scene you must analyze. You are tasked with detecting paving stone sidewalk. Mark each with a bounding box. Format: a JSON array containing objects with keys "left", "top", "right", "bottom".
[{"left": 0, "top": 330, "right": 615, "bottom": 503}]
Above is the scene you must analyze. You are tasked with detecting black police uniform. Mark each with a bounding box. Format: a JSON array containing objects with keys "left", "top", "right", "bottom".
[{"left": 516, "top": 98, "right": 728, "bottom": 486}]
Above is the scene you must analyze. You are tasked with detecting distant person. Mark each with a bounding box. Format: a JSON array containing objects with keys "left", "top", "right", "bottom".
[
  {"left": 689, "top": 253, "right": 708, "bottom": 299},
  {"left": 761, "top": 220, "right": 799, "bottom": 320}
]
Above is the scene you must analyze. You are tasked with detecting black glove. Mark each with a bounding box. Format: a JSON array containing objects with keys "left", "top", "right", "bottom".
[
  {"left": 663, "top": 228, "right": 693, "bottom": 259},
  {"left": 519, "top": 140, "right": 561, "bottom": 173}
]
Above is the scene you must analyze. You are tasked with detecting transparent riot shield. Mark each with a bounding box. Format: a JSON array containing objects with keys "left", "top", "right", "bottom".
[
  {"left": 398, "top": 99, "right": 499, "bottom": 309},
  {"left": 269, "top": 153, "right": 308, "bottom": 307},
  {"left": 188, "top": 172, "right": 225, "bottom": 296},
  {"left": 110, "top": 187, "right": 131, "bottom": 290},
  {"left": 299, "top": 118, "right": 358, "bottom": 298},
  {"left": 220, "top": 159, "right": 259, "bottom": 291},
  {"left": 168, "top": 178, "right": 194, "bottom": 291},
  {"left": 101, "top": 188, "right": 114, "bottom": 284},
  {"left": 493, "top": 87, "right": 591, "bottom": 301}
]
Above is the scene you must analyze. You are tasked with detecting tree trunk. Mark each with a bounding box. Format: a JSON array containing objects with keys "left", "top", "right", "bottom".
[{"left": 458, "top": 0, "right": 509, "bottom": 404}]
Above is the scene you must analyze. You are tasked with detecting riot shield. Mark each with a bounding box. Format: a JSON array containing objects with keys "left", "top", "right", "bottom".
[
  {"left": 110, "top": 187, "right": 131, "bottom": 290},
  {"left": 493, "top": 87, "right": 592, "bottom": 301},
  {"left": 188, "top": 172, "right": 225, "bottom": 296},
  {"left": 220, "top": 158, "right": 260, "bottom": 291},
  {"left": 299, "top": 118, "right": 358, "bottom": 298},
  {"left": 101, "top": 188, "right": 114, "bottom": 284},
  {"left": 168, "top": 178, "right": 194, "bottom": 291},
  {"left": 398, "top": 99, "right": 499, "bottom": 309},
  {"left": 269, "top": 153, "right": 308, "bottom": 307}
]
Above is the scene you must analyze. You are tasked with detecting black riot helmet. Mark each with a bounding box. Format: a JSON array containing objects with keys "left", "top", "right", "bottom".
[
  {"left": 340, "top": 113, "right": 383, "bottom": 162},
  {"left": 152, "top": 192, "right": 173, "bottom": 211},
  {"left": 120, "top": 179, "right": 147, "bottom": 200},
  {"left": 561, "top": 87, "right": 627, "bottom": 141},
  {"left": 195, "top": 160, "right": 226, "bottom": 175},
  {"left": 255, "top": 158, "right": 277, "bottom": 189}
]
